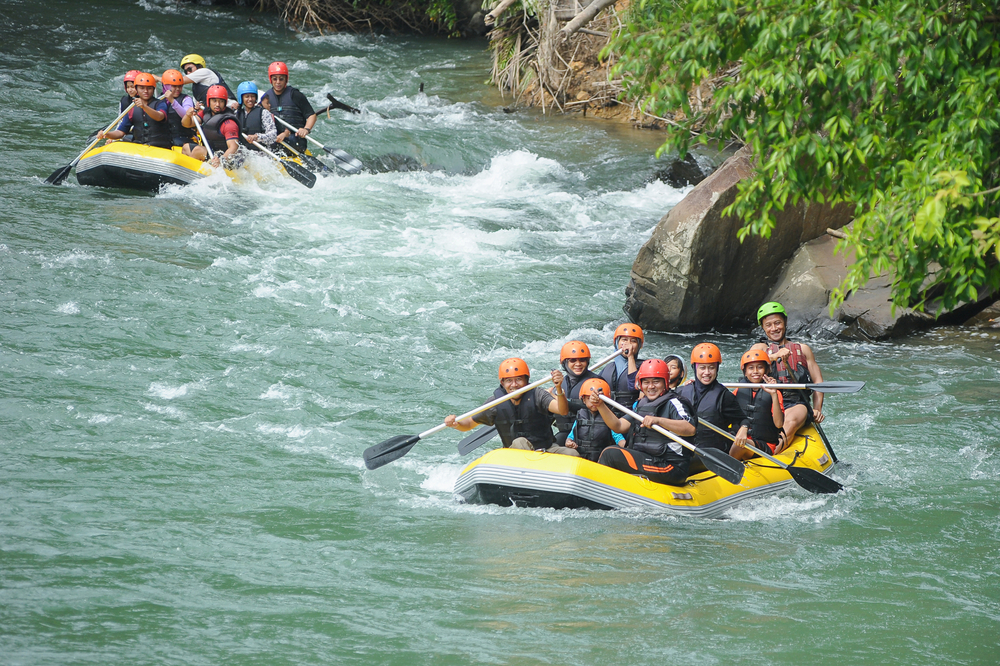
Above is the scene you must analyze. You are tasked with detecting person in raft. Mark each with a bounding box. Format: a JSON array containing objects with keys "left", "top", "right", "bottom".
[
  {"left": 563, "top": 377, "right": 626, "bottom": 462},
  {"left": 593, "top": 359, "right": 697, "bottom": 486},
  {"left": 444, "top": 358, "right": 574, "bottom": 454},
  {"left": 177, "top": 53, "right": 237, "bottom": 108},
  {"left": 120, "top": 70, "right": 140, "bottom": 113},
  {"left": 600, "top": 323, "right": 644, "bottom": 410},
  {"left": 750, "top": 301, "right": 825, "bottom": 445},
  {"left": 235, "top": 81, "right": 277, "bottom": 149},
  {"left": 729, "top": 349, "right": 785, "bottom": 460},
  {"left": 676, "top": 343, "right": 750, "bottom": 454},
  {"left": 181, "top": 85, "right": 239, "bottom": 168},
  {"left": 664, "top": 354, "right": 686, "bottom": 390},
  {"left": 160, "top": 69, "right": 198, "bottom": 148},
  {"left": 98, "top": 73, "right": 171, "bottom": 148},
  {"left": 262, "top": 61, "right": 317, "bottom": 153},
  {"left": 552, "top": 341, "right": 600, "bottom": 446}
]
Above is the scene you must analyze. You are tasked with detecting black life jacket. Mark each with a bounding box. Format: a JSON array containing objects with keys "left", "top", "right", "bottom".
[
  {"left": 571, "top": 407, "right": 615, "bottom": 462},
  {"left": 191, "top": 68, "right": 235, "bottom": 105},
  {"left": 131, "top": 104, "right": 172, "bottom": 149},
  {"left": 734, "top": 387, "right": 784, "bottom": 447},
  {"left": 200, "top": 110, "right": 239, "bottom": 153},
  {"left": 164, "top": 94, "right": 196, "bottom": 146},
  {"left": 120, "top": 94, "right": 132, "bottom": 114},
  {"left": 600, "top": 358, "right": 641, "bottom": 410},
  {"left": 767, "top": 341, "right": 814, "bottom": 404},
  {"left": 491, "top": 386, "right": 555, "bottom": 449},
  {"left": 677, "top": 380, "right": 735, "bottom": 452},
  {"left": 628, "top": 392, "right": 691, "bottom": 463},
  {"left": 554, "top": 369, "right": 600, "bottom": 435},
  {"left": 237, "top": 105, "right": 265, "bottom": 145},
  {"left": 263, "top": 86, "right": 306, "bottom": 131}
]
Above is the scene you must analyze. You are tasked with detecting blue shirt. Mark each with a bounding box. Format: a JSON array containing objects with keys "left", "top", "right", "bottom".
[{"left": 116, "top": 99, "right": 169, "bottom": 132}]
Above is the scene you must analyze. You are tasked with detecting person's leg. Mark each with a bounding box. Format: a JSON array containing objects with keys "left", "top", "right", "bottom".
[
  {"left": 545, "top": 445, "right": 579, "bottom": 457},
  {"left": 509, "top": 437, "right": 533, "bottom": 450},
  {"left": 780, "top": 404, "right": 809, "bottom": 451}
]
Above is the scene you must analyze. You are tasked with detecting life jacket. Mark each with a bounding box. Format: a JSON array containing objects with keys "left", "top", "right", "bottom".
[
  {"left": 191, "top": 68, "right": 235, "bottom": 105},
  {"left": 628, "top": 392, "right": 691, "bottom": 462},
  {"left": 165, "top": 94, "right": 197, "bottom": 146},
  {"left": 571, "top": 407, "right": 615, "bottom": 462},
  {"left": 734, "top": 387, "right": 784, "bottom": 448},
  {"left": 677, "top": 380, "right": 736, "bottom": 452},
  {"left": 130, "top": 104, "right": 172, "bottom": 149},
  {"left": 554, "top": 369, "right": 600, "bottom": 435},
  {"left": 263, "top": 86, "right": 307, "bottom": 131},
  {"left": 119, "top": 94, "right": 132, "bottom": 114},
  {"left": 490, "top": 386, "right": 555, "bottom": 449},
  {"left": 600, "top": 358, "right": 641, "bottom": 410},
  {"left": 200, "top": 110, "right": 239, "bottom": 153},
  {"left": 767, "top": 341, "right": 814, "bottom": 403},
  {"left": 237, "top": 106, "right": 264, "bottom": 146}
]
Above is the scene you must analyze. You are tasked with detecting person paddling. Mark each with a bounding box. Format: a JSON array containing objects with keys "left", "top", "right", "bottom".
[
  {"left": 181, "top": 85, "right": 239, "bottom": 168},
  {"left": 563, "top": 378, "right": 626, "bottom": 461},
  {"left": 676, "top": 343, "right": 749, "bottom": 454},
  {"left": 445, "top": 358, "right": 574, "bottom": 454},
  {"left": 177, "top": 54, "right": 237, "bottom": 108},
  {"left": 160, "top": 69, "right": 197, "bottom": 148},
  {"left": 750, "top": 302, "right": 825, "bottom": 443},
  {"left": 262, "top": 61, "right": 317, "bottom": 154},
  {"left": 729, "top": 349, "right": 785, "bottom": 460},
  {"left": 98, "top": 73, "right": 170, "bottom": 148},
  {"left": 235, "top": 81, "right": 277, "bottom": 149},
  {"left": 600, "top": 323, "right": 644, "bottom": 410},
  {"left": 594, "top": 359, "right": 697, "bottom": 486},
  {"left": 552, "top": 341, "right": 600, "bottom": 446}
]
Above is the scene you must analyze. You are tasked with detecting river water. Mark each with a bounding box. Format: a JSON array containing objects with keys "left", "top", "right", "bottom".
[{"left": 2, "top": 0, "right": 999, "bottom": 663}]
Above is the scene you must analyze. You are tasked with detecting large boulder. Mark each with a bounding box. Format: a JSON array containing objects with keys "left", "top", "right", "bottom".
[{"left": 624, "top": 147, "right": 853, "bottom": 331}]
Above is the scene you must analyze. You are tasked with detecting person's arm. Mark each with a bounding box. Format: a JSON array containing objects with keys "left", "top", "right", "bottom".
[
  {"left": 292, "top": 89, "right": 317, "bottom": 137},
  {"left": 258, "top": 110, "right": 278, "bottom": 144},
  {"left": 800, "top": 342, "right": 824, "bottom": 420},
  {"left": 594, "top": 396, "right": 632, "bottom": 434},
  {"left": 446, "top": 407, "right": 494, "bottom": 432},
  {"left": 564, "top": 422, "right": 578, "bottom": 449},
  {"left": 181, "top": 107, "right": 202, "bottom": 129},
  {"left": 544, "top": 370, "right": 568, "bottom": 416},
  {"left": 761, "top": 376, "right": 784, "bottom": 428},
  {"left": 642, "top": 397, "right": 696, "bottom": 437},
  {"left": 99, "top": 114, "right": 132, "bottom": 141},
  {"left": 138, "top": 98, "right": 166, "bottom": 122}
]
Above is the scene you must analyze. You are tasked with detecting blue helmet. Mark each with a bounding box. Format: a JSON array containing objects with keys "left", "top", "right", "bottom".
[{"left": 236, "top": 81, "right": 259, "bottom": 100}]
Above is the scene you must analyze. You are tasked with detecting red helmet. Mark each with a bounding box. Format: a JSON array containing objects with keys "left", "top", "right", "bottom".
[
  {"left": 134, "top": 73, "right": 156, "bottom": 88},
  {"left": 691, "top": 343, "right": 721, "bottom": 365},
  {"left": 206, "top": 85, "right": 228, "bottom": 102},
  {"left": 559, "top": 341, "right": 591, "bottom": 363},
  {"left": 579, "top": 377, "right": 611, "bottom": 399},
  {"left": 124, "top": 70, "right": 141, "bottom": 84},
  {"left": 740, "top": 349, "right": 770, "bottom": 371},
  {"left": 268, "top": 61, "right": 289, "bottom": 77},
  {"left": 613, "top": 323, "right": 644, "bottom": 349},
  {"left": 161, "top": 69, "right": 185, "bottom": 86},
  {"left": 635, "top": 359, "right": 670, "bottom": 383},
  {"left": 498, "top": 358, "right": 529, "bottom": 381}
]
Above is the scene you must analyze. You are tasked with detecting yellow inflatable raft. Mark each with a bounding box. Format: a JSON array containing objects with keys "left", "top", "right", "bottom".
[
  {"left": 76, "top": 142, "right": 214, "bottom": 191},
  {"left": 453, "top": 424, "right": 837, "bottom": 517}
]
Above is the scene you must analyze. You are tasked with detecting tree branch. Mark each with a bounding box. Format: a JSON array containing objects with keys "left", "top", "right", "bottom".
[
  {"left": 558, "top": 0, "right": 618, "bottom": 43},
  {"left": 485, "top": 0, "right": 520, "bottom": 26}
]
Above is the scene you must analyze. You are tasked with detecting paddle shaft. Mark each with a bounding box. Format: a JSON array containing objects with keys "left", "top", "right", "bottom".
[
  {"left": 598, "top": 394, "right": 699, "bottom": 456},
  {"left": 272, "top": 115, "right": 324, "bottom": 149},
  {"left": 722, "top": 381, "right": 864, "bottom": 393},
  {"left": 698, "top": 418, "right": 786, "bottom": 468},
  {"left": 441, "top": 349, "right": 624, "bottom": 440},
  {"left": 79, "top": 103, "right": 136, "bottom": 163},
  {"left": 192, "top": 115, "right": 214, "bottom": 160},
  {"left": 277, "top": 139, "right": 327, "bottom": 170}
]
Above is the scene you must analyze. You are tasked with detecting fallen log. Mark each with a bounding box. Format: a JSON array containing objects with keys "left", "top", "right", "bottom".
[{"left": 557, "top": 0, "right": 617, "bottom": 43}]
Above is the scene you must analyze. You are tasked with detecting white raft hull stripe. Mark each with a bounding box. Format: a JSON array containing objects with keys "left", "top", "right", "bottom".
[{"left": 78, "top": 151, "right": 206, "bottom": 184}]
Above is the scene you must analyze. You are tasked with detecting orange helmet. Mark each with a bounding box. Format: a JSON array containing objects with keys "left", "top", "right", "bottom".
[
  {"left": 613, "top": 323, "right": 644, "bottom": 349},
  {"left": 206, "top": 85, "right": 228, "bottom": 102},
  {"left": 134, "top": 73, "right": 156, "bottom": 88},
  {"left": 691, "top": 343, "right": 721, "bottom": 365},
  {"left": 124, "top": 70, "right": 141, "bottom": 84},
  {"left": 740, "top": 349, "right": 770, "bottom": 371},
  {"left": 635, "top": 359, "right": 670, "bottom": 383},
  {"left": 579, "top": 377, "right": 611, "bottom": 399},
  {"left": 162, "top": 69, "right": 185, "bottom": 86},
  {"left": 559, "top": 341, "right": 591, "bottom": 363},
  {"left": 268, "top": 61, "right": 289, "bottom": 77},
  {"left": 498, "top": 358, "right": 529, "bottom": 381}
]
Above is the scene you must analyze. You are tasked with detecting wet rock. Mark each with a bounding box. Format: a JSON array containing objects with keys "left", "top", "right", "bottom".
[
  {"left": 963, "top": 299, "right": 1000, "bottom": 328},
  {"left": 365, "top": 153, "right": 442, "bottom": 173},
  {"left": 652, "top": 152, "right": 713, "bottom": 188},
  {"left": 625, "top": 146, "right": 853, "bottom": 332}
]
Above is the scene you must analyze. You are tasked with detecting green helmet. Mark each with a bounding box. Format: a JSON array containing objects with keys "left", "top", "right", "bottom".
[{"left": 757, "top": 301, "right": 787, "bottom": 325}]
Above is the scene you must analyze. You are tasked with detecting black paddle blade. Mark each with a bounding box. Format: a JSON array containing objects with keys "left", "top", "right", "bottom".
[
  {"left": 322, "top": 146, "right": 364, "bottom": 174},
  {"left": 281, "top": 160, "right": 317, "bottom": 188},
  {"left": 363, "top": 434, "right": 421, "bottom": 470},
  {"left": 326, "top": 93, "right": 362, "bottom": 114},
  {"left": 787, "top": 465, "right": 844, "bottom": 494},
  {"left": 810, "top": 381, "right": 866, "bottom": 393},
  {"left": 457, "top": 426, "right": 498, "bottom": 456},
  {"left": 695, "top": 447, "right": 745, "bottom": 485},
  {"left": 45, "top": 164, "right": 73, "bottom": 186}
]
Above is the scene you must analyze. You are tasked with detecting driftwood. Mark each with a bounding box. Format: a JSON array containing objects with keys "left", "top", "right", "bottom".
[
  {"left": 557, "top": 0, "right": 616, "bottom": 43},
  {"left": 485, "top": 0, "right": 520, "bottom": 26}
]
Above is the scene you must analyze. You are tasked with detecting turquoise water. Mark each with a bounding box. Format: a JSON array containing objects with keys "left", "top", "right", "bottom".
[{"left": 1, "top": 1, "right": 999, "bottom": 663}]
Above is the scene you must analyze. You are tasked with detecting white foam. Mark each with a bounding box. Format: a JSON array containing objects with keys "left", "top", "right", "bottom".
[
  {"left": 148, "top": 382, "right": 191, "bottom": 400},
  {"left": 56, "top": 302, "right": 80, "bottom": 315}
]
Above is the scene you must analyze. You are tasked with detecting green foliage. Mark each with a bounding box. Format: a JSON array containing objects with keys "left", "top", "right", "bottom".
[{"left": 610, "top": 0, "right": 1000, "bottom": 312}]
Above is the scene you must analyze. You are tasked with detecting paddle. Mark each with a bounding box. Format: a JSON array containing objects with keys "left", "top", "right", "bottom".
[
  {"left": 191, "top": 114, "right": 215, "bottom": 161},
  {"left": 813, "top": 421, "right": 840, "bottom": 464},
  {"left": 277, "top": 139, "right": 330, "bottom": 173},
  {"left": 457, "top": 349, "right": 625, "bottom": 456},
  {"left": 364, "top": 358, "right": 588, "bottom": 470},
  {"left": 271, "top": 115, "right": 364, "bottom": 174},
  {"left": 722, "top": 380, "right": 865, "bottom": 393},
  {"left": 46, "top": 102, "right": 137, "bottom": 185},
  {"left": 598, "top": 395, "right": 746, "bottom": 485},
  {"left": 698, "top": 419, "right": 843, "bottom": 494},
  {"left": 243, "top": 135, "right": 316, "bottom": 189},
  {"left": 325, "top": 93, "right": 361, "bottom": 114}
]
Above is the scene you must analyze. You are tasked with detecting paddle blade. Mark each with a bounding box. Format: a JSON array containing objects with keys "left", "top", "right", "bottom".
[
  {"left": 363, "top": 434, "right": 421, "bottom": 470},
  {"left": 809, "top": 381, "right": 866, "bottom": 393},
  {"left": 694, "top": 447, "right": 745, "bottom": 485},
  {"left": 326, "top": 93, "right": 362, "bottom": 114},
  {"left": 322, "top": 146, "right": 364, "bottom": 174},
  {"left": 457, "top": 426, "right": 498, "bottom": 456},
  {"left": 45, "top": 164, "right": 73, "bottom": 186},
  {"left": 787, "top": 465, "right": 844, "bottom": 494},
  {"left": 282, "top": 160, "right": 317, "bottom": 188}
]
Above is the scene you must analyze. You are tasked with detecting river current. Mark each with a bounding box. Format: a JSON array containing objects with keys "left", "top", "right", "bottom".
[{"left": 1, "top": 0, "right": 998, "bottom": 664}]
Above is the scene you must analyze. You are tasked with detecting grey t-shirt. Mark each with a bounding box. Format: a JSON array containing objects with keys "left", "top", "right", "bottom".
[{"left": 472, "top": 387, "right": 554, "bottom": 426}]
